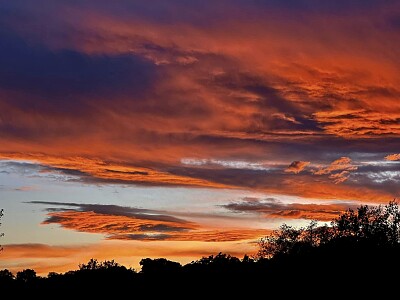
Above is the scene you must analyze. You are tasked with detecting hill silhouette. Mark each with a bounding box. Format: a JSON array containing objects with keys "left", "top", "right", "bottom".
[{"left": 1, "top": 201, "right": 399, "bottom": 296}]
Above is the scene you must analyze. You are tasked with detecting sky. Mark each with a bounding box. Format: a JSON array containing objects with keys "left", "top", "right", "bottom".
[{"left": 0, "top": 0, "right": 400, "bottom": 275}]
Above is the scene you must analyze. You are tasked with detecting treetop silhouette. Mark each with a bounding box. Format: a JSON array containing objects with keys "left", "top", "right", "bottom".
[{"left": 256, "top": 200, "right": 400, "bottom": 260}]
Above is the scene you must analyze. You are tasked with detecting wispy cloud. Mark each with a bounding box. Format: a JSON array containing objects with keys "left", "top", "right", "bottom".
[
  {"left": 2, "top": 152, "right": 394, "bottom": 202},
  {"left": 0, "top": 154, "right": 228, "bottom": 188},
  {"left": 221, "top": 197, "right": 356, "bottom": 221},
  {"left": 181, "top": 158, "right": 272, "bottom": 171},
  {"left": 113, "top": 229, "right": 269, "bottom": 242},
  {"left": 313, "top": 157, "right": 358, "bottom": 184},
  {"left": 14, "top": 185, "right": 37, "bottom": 192}
]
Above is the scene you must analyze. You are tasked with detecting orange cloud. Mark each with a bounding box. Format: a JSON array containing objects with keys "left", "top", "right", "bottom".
[
  {"left": 385, "top": 154, "right": 400, "bottom": 161},
  {"left": 0, "top": 243, "right": 92, "bottom": 259},
  {"left": 62, "top": 2, "right": 400, "bottom": 141},
  {"left": 113, "top": 229, "right": 269, "bottom": 242},
  {"left": 265, "top": 177, "right": 391, "bottom": 203},
  {"left": 31, "top": 201, "right": 268, "bottom": 242},
  {"left": 43, "top": 211, "right": 196, "bottom": 238},
  {"left": 313, "top": 157, "right": 357, "bottom": 184},
  {"left": 1, "top": 1, "right": 399, "bottom": 156},
  {"left": 314, "top": 157, "right": 353, "bottom": 175},
  {"left": 313, "top": 110, "right": 400, "bottom": 138},
  {"left": 0, "top": 1, "right": 398, "bottom": 206},
  {"left": 285, "top": 161, "right": 310, "bottom": 174},
  {"left": 2, "top": 152, "right": 394, "bottom": 203},
  {"left": 0, "top": 153, "right": 229, "bottom": 189}
]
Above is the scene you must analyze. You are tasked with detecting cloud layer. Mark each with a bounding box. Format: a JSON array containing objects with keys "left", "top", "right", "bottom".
[
  {"left": 29, "top": 201, "right": 268, "bottom": 242},
  {"left": 0, "top": 0, "right": 399, "bottom": 203}
]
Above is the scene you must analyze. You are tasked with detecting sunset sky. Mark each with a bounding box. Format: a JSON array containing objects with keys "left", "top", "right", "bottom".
[{"left": 1, "top": 0, "right": 400, "bottom": 275}]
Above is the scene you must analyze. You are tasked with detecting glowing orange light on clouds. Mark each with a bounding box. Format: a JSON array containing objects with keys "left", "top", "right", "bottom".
[{"left": 1, "top": 0, "right": 399, "bottom": 275}]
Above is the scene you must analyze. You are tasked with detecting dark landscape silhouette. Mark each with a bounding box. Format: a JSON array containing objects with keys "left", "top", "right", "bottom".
[{"left": 1, "top": 202, "right": 399, "bottom": 295}]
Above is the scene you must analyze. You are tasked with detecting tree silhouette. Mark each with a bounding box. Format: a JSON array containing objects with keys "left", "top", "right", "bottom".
[
  {"left": 76, "top": 258, "right": 135, "bottom": 282},
  {"left": 16, "top": 269, "right": 37, "bottom": 285},
  {"left": 139, "top": 258, "right": 181, "bottom": 275},
  {"left": 0, "top": 269, "right": 14, "bottom": 286},
  {"left": 332, "top": 201, "right": 400, "bottom": 244},
  {"left": 185, "top": 252, "right": 242, "bottom": 273},
  {"left": 78, "top": 258, "right": 123, "bottom": 270},
  {"left": 257, "top": 201, "right": 400, "bottom": 259},
  {"left": 256, "top": 221, "right": 331, "bottom": 259}
]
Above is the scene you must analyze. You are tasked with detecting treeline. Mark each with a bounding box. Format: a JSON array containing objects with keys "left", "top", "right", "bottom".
[{"left": 1, "top": 202, "right": 400, "bottom": 295}]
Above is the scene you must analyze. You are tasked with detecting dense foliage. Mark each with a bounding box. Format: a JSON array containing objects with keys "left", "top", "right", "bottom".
[{"left": 257, "top": 201, "right": 400, "bottom": 259}]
